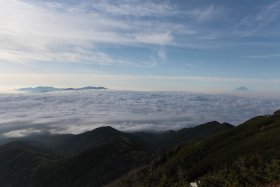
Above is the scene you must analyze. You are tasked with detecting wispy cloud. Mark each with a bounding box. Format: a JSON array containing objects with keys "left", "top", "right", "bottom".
[
  {"left": 235, "top": 1, "right": 280, "bottom": 36},
  {"left": 188, "top": 5, "right": 224, "bottom": 22},
  {"left": 158, "top": 47, "right": 167, "bottom": 61},
  {"left": 0, "top": 0, "right": 230, "bottom": 67},
  {"left": 0, "top": 0, "right": 180, "bottom": 66},
  {"left": 88, "top": 0, "right": 177, "bottom": 17},
  {"left": 3, "top": 128, "right": 42, "bottom": 138}
]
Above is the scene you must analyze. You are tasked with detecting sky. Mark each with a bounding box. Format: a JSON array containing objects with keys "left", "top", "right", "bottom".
[{"left": 1, "top": 0, "right": 280, "bottom": 93}]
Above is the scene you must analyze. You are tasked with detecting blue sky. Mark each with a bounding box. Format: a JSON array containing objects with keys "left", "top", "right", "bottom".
[{"left": 0, "top": 0, "right": 280, "bottom": 93}]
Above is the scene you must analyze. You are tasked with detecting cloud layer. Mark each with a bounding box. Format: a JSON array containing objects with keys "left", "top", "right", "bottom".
[{"left": 0, "top": 90, "right": 279, "bottom": 137}]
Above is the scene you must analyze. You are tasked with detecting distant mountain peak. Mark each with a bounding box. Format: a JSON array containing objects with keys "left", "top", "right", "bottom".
[
  {"left": 221, "top": 122, "right": 234, "bottom": 128},
  {"left": 78, "top": 126, "right": 123, "bottom": 141},
  {"left": 91, "top": 126, "right": 120, "bottom": 133},
  {"left": 235, "top": 86, "right": 249, "bottom": 91},
  {"left": 206, "top": 121, "right": 221, "bottom": 125},
  {"left": 17, "top": 86, "right": 107, "bottom": 93},
  {"left": 18, "top": 86, "right": 61, "bottom": 93}
]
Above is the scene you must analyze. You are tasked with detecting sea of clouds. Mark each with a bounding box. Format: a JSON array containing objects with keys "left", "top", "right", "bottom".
[{"left": 0, "top": 90, "right": 280, "bottom": 138}]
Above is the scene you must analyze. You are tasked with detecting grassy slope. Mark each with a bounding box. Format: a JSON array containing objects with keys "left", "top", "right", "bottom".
[{"left": 113, "top": 111, "right": 280, "bottom": 187}]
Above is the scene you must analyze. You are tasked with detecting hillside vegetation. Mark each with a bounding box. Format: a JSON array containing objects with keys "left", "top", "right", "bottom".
[
  {"left": 112, "top": 111, "right": 280, "bottom": 187},
  {"left": 0, "top": 111, "right": 280, "bottom": 186}
]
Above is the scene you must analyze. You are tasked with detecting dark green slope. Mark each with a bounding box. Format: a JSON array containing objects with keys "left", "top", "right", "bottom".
[
  {"left": 133, "top": 121, "right": 233, "bottom": 150},
  {"left": 32, "top": 139, "right": 153, "bottom": 187},
  {"left": 0, "top": 118, "right": 266, "bottom": 187},
  {"left": 0, "top": 127, "right": 154, "bottom": 187},
  {"left": 113, "top": 111, "right": 280, "bottom": 187},
  {"left": 14, "top": 126, "right": 146, "bottom": 157},
  {"left": 0, "top": 142, "right": 53, "bottom": 187},
  {"left": 4, "top": 122, "right": 232, "bottom": 156},
  {"left": 29, "top": 127, "right": 153, "bottom": 187}
]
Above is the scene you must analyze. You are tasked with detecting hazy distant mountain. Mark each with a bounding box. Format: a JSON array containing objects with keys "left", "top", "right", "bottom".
[
  {"left": 64, "top": 86, "right": 107, "bottom": 91},
  {"left": 18, "top": 86, "right": 62, "bottom": 93},
  {"left": 235, "top": 86, "right": 249, "bottom": 91},
  {"left": 18, "top": 86, "right": 107, "bottom": 93}
]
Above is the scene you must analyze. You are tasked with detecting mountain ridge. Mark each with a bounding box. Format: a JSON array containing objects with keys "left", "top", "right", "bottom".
[
  {"left": 17, "top": 86, "right": 107, "bottom": 93},
  {"left": 0, "top": 111, "right": 280, "bottom": 186},
  {"left": 112, "top": 110, "right": 280, "bottom": 187}
]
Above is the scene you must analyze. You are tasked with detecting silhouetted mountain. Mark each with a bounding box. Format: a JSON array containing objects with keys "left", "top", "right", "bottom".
[
  {"left": 6, "top": 122, "right": 233, "bottom": 156},
  {"left": 1, "top": 112, "right": 280, "bottom": 187},
  {"left": 0, "top": 122, "right": 232, "bottom": 186},
  {"left": 32, "top": 140, "right": 152, "bottom": 187},
  {"left": 274, "top": 110, "right": 280, "bottom": 116},
  {"left": 0, "top": 141, "right": 53, "bottom": 187},
  {"left": 12, "top": 126, "right": 146, "bottom": 157},
  {"left": 0, "top": 127, "right": 153, "bottom": 187},
  {"left": 113, "top": 111, "right": 280, "bottom": 187},
  {"left": 133, "top": 121, "right": 233, "bottom": 150}
]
